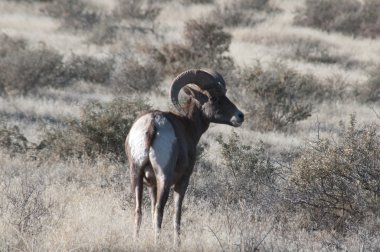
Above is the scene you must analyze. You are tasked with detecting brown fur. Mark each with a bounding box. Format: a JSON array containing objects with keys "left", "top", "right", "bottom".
[{"left": 125, "top": 83, "right": 243, "bottom": 245}]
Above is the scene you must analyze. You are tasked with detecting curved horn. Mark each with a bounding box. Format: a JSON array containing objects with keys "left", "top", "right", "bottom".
[
  {"left": 200, "top": 68, "right": 226, "bottom": 93},
  {"left": 170, "top": 69, "right": 225, "bottom": 114}
]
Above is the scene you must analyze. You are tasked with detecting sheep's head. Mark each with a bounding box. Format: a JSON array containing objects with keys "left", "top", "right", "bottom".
[{"left": 170, "top": 69, "right": 244, "bottom": 127}]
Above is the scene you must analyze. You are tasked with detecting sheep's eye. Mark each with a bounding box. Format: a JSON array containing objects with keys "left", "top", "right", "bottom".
[{"left": 210, "top": 97, "right": 218, "bottom": 103}]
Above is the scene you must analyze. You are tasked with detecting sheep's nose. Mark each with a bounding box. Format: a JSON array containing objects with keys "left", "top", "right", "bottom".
[
  {"left": 231, "top": 111, "right": 244, "bottom": 127},
  {"left": 237, "top": 112, "right": 244, "bottom": 121}
]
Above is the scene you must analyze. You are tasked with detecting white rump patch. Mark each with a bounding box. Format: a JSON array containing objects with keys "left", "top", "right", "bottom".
[
  {"left": 149, "top": 114, "right": 176, "bottom": 174},
  {"left": 128, "top": 114, "right": 152, "bottom": 167}
]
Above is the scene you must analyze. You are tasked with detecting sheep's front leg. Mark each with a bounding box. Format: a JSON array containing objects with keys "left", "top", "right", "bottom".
[{"left": 173, "top": 177, "right": 189, "bottom": 245}]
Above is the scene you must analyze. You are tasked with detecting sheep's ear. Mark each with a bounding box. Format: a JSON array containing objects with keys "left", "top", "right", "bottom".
[
  {"left": 183, "top": 86, "right": 195, "bottom": 96},
  {"left": 183, "top": 86, "right": 208, "bottom": 103}
]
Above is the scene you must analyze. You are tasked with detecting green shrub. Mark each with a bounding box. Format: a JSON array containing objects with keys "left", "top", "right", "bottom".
[
  {"left": 291, "top": 116, "right": 380, "bottom": 231},
  {"left": 0, "top": 46, "right": 65, "bottom": 96},
  {"left": 295, "top": 0, "right": 380, "bottom": 38},
  {"left": 154, "top": 19, "right": 234, "bottom": 76},
  {"left": 42, "top": 98, "right": 150, "bottom": 160}
]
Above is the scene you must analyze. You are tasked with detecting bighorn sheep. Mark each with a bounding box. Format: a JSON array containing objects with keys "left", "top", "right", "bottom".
[{"left": 125, "top": 69, "right": 244, "bottom": 243}]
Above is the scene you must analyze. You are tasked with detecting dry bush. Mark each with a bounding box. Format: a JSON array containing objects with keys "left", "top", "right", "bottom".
[
  {"left": 0, "top": 34, "right": 26, "bottom": 58},
  {"left": 113, "top": 0, "right": 161, "bottom": 21},
  {"left": 0, "top": 33, "right": 26, "bottom": 94},
  {"left": 45, "top": 0, "right": 100, "bottom": 30},
  {"left": 41, "top": 98, "right": 150, "bottom": 161},
  {"left": 0, "top": 35, "right": 115, "bottom": 95},
  {"left": 180, "top": 0, "right": 213, "bottom": 4},
  {"left": 88, "top": 17, "right": 119, "bottom": 45},
  {"left": 359, "top": 0, "right": 380, "bottom": 38},
  {"left": 363, "top": 65, "right": 380, "bottom": 102},
  {"left": 0, "top": 125, "right": 30, "bottom": 154},
  {"left": 111, "top": 54, "right": 162, "bottom": 93},
  {"left": 216, "top": 131, "right": 277, "bottom": 207},
  {"left": 77, "top": 99, "right": 148, "bottom": 157},
  {"left": 0, "top": 164, "right": 59, "bottom": 244},
  {"left": 294, "top": 0, "right": 360, "bottom": 33},
  {"left": 0, "top": 45, "right": 65, "bottom": 96},
  {"left": 0, "top": 157, "right": 65, "bottom": 251},
  {"left": 154, "top": 19, "right": 234, "bottom": 76},
  {"left": 184, "top": 20, "right": 231, "bottom": 57},
  {"left": 190, "top": 131, "right": 278, "bottom": 212},
  {"left": 6, "top": 0, "right": 52, "bottom": 2},
  {"left": 288, "top": 37, "right": 356, "bottom": 68},
  {"left": 210, "top": 0, "right": 275, "bottom": 27},
  {"left": 295, "top": 0, "right": 380, "bottom": 38},
  {"left": 41, "top": 128, "right": 87, "bottom": 160},
  {"left": 64, "top": 55, "right": 114, "bottom": 84},
  {"left": 236, "top": 63, "right": 349, "bottom": 132},
  {"left": 1, "top": 175, "right": 53, "bottom": 236},
  {"left": 290, "top": 116, "right": 380, "bottom": 232},
  {"left": 237, "top": 64, "right": 323, "bottom": 131},
  {"left": 235, "top": 0, "right": 271, "bottom": 10},
  {"left": 88, "top": 0, "right": 161, "bottom": 45}
]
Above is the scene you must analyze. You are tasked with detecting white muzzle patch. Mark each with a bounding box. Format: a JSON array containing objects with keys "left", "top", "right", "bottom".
[{"left": 230, "top": 110, "right": 244, "bottom": 127}]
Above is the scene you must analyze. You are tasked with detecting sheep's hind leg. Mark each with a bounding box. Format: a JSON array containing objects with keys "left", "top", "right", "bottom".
[
  {"left": 144, "top": 165, "right": 157, "bottom": 229},
  {"left": 148, "top": 186, "right": 157, "bottom": 228},
  {"left": 153, "top": 178, "right": 171, "bottom": 243},
  {"left": 132, "top": 168, "right": 144, "bottom": 240},
  {"left": 173, "top": 177, "right": 189, "bottom": 246},
  {"left": 148, "top": 115, "right": 177, "bottom": 243}
]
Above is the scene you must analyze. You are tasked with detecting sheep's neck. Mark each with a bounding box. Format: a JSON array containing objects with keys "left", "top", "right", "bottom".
[{"left": 184, "top": 101, "right": 210, "bottom": 144}]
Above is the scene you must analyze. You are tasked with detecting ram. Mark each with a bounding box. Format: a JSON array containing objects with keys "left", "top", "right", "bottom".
[{"left": 125, "top": 69, "right": 244, "bottom": 244}]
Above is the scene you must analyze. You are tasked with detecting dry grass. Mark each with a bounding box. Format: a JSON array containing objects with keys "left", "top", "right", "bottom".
[{"left": 1, "top": 0, "right": 380, "bottom": 250}]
